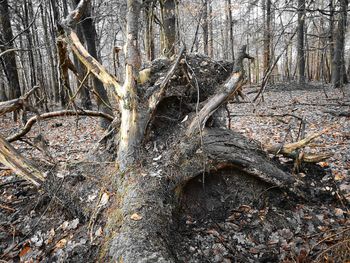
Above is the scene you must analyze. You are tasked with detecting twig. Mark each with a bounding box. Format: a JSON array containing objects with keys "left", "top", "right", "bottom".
[{"left": 0, "top": 203, "right": 15, "bottom": 212}]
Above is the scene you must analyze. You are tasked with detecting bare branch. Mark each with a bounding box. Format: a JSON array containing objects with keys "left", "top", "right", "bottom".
[{"left": 7, "top": 110, "right": 114, "bottom": 142}]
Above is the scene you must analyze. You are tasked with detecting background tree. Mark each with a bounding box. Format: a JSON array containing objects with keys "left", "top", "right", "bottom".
[
  {"left": 332, "top": 0, "right": 349, "bottom": 89},
  {"left": 160, "top": 0, "right": 177, "bottom": 57},
  {"left": 0, "top": 0, "right": 22, "bottom": 119},
  {"left": 297, "top": 0, "right": 306, "bottom": 84}
]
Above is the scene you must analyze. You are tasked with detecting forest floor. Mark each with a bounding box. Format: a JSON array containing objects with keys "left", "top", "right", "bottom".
[{"left": 0, "top": 83, "right": 349, "bottom": 262}]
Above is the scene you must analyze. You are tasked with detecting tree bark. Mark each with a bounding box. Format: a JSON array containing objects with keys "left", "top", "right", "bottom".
[{"left": 73, "top": 24, "right": 92, "bottom": 109}]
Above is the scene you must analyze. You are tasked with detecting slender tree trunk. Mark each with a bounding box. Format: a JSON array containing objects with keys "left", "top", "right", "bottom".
[
  {"left": 297, "top": 0, "right": 306, "bottom": 84},
  {"left": 73, "top": 0, "right": 113, "bottom": 127},
  {"left": 332, "top": 0, "right": 348, "bottom": 88},
  {"left": 160, "top": 0, "right": 176, "bottom": 57},
  {"left": 0, "top": 0, "right": 21, "bottom": 101},
  {"left": 226, "top": 0, "right": 234, "bottom": 61},
  {"left": 262, "top": 0, "right": 271, "bottom": 74},
  {"left": 0, "top": 70, "right": 8, "bottom": 101},
  {"left": 144, "top": 1, "right": 155, "bottom": 61},
  {"left": 208, "top": 0, "right": 214, "bottom": 57},
  {"left": 202, "top": 0, "right": 209, "bottom": 56},
  {"left": 347, "top": 56, "right": 350, "bottom": 79},
  {"left": 328, "top": 0, "right": 335, "bottom": 82},
  {"left": 48, "top": 0, "right": 60, "bottom": 102}
]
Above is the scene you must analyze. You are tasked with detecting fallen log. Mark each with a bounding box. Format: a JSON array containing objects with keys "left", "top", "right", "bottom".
[{"left": 0, "top": 86, "right": 38, "bottom": 116}]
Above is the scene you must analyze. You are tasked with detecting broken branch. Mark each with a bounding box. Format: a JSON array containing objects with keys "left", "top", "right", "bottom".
[
  {"left": 0, "top": 86, "right": 38, "bottom": 116},
  {"left": 264, "top": 127, "right": 334, "bottom": 163},
  {"left": 0, "top": 134, "right": 44, "bottom": 187},
  {"left": 187, "top": 45, "right": 253, "bottom": 136}
]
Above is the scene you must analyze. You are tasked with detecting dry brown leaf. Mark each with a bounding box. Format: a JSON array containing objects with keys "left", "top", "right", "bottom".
[
  {"left": 130, "top": 213, "right": 142, "bottom": 221},
  {"left": 55, "top": 238, "right": 67, "bottom": 249},
  {"left": 19, "top": 245, "right": 31, "bottom": 258},
  {"left": 318, "top": 162, "right": 329, "bottom": 168}
]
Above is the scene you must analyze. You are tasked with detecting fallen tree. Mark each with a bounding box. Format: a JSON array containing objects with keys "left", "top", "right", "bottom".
[{"left": 0, "top": 0, "right": 337, "bottom": 262}]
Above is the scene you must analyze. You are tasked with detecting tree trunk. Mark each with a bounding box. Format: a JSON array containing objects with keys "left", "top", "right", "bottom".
[
  {"left": 202, "top": 0, "right": 209, "bottom": 56},
  {"left": 208, "top": 0, "right": 214, "bottom": 57},
  {"left": 0, "top": 0, "right": 22, "bottom": 119},
  {"left": 160, "top": 0, "right": 176, "bottom": 57},
  {"left": 73, "top": 0, "right": 114, "bottom": 128},
  {"left": 47, "top": 0, "right": 60, "bottom": 103},
  {"left": 332, "top": 0, "right": 348, "bottom": 88},
  {"left": 328, "top": 0, "right": 335, "bottom": 82},
  {"left": 297, "top": 0, "right": 306, "bottom": 84},
  {"left": 226, "top": 0, "right": 234, "bottom": 61},
  {"left": 144, "top": 1, "right": 155, "bottom": 61},
  {"left": 74, "top": 24, "right": 92, "bottom": 109},
  {"left": 263, "top": 0, "right": 271, "bottom": 74}
]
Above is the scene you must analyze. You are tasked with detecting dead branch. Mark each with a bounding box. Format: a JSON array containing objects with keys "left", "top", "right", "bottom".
[
  {"left": 187, "top": 45, "right": 253, "bottom": 136},
  {"left": 147, "top": 46, "right": 186, "bottom": 109},
  {"left": 6, "top": 110, "right": 114, "bottom": 142},
  {"left": 62, "top": 29, "right": 122, "bottom": 99},
  {"left": 264, "top": 127, "right": 334, "bottom": 162},
  {"left": 0, "top": 86, "right": 38, "bottom": 116}
]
